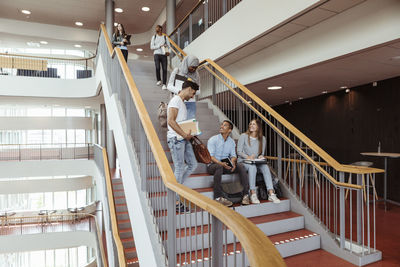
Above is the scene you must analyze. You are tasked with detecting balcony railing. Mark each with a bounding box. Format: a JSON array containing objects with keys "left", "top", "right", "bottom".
[
  {"left": 0, "top": 213, "right": 107, "bottom": 267},
  {"left": 170, "top": 0, "right": 242, "bottom": 50},
  {"left": 0, "top": 52, "right": 94, "bottom": 79},
  {"left": 0, "top": 143, "right": 94, "bottom": 161}
]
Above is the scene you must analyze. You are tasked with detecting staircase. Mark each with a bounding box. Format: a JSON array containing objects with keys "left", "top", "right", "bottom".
[
  {"left": 128, "top": 59, "right": 327, "bottom": 264},
  {"left": 111, "top": 176, "right": 139, "bottom": 266}
]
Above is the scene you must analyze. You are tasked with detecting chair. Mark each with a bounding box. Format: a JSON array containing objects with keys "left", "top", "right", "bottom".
[{"left": 345, "top": 161, "right": 378, "bottom": 201}]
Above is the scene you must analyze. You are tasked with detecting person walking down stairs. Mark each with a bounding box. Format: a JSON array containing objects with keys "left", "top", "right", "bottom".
[
  {"left": 167, "top": 80, "right": 199, "bottom": 212},
  {"left": 150, "top": 25, "right": 170, "bottom": 90}
]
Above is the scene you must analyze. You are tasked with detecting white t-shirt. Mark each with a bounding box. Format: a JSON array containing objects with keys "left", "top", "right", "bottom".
[{"left": 167, "top": 95, "right": 187, "bottom": 139}]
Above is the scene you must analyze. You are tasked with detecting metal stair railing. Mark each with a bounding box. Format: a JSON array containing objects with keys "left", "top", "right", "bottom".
[
  {"left": 166, "top": 35, "right": 384, "bottom": 255},
  {"left": 97, "top": 24, "right": 285, "bottom": 267}
]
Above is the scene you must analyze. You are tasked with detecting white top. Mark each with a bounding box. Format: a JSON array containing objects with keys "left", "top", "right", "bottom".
[
  {"left": 167, "top": 68, "right": 200, "bottom": 103},
  {"left": 150, "top": 34, "right": 170, "bottom": 55},
  {"left": 167, "top": 95, "right": 187, "bottom": 139}
]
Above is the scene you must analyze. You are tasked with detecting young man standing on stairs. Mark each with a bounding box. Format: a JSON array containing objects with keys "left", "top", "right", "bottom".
[
  {"left": 207, "top": 120, "right": 250, "bottom": 207},
  {"left": 167, "top": 80, "right": 199, "bottom": 212},
  {"left": 150, "top": 25, "right": 170, "bottom": 90}
]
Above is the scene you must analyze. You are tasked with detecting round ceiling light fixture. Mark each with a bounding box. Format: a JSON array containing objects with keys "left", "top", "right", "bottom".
[
  {"left": 322, "top": 90, "right": 328, "bottom": 94},
  {"left": 136, "top": 48, "right": 143, "bottom": 52},
  {"left": 40, "top": 41, "right": 48, "bottom": 45},
  {"left": 75, "top": 21, "right": 83, "bottom": 26},
  {"left": 340, "top": 86, "right": 348, "bottom": 89},
  {"left": 74, "top": 44, "right": 82, "bottom": 48},
  {"left": 115, "top": 8, "right": 123, "bottom": 13},
  {"left": 267, "top": 86, "right": 282, "bottom": 90},
  {"left": 21, "top": 10, "right": 31, "bottom": 15},
  {"left": 142, "top": 7, "right": 150, "bottom": 12},
  {"left": 114, "top": 22, "right": 118, "bottom": 27},
  {"left": 345, "top": 89, "right": 350, "bottom": 93}
]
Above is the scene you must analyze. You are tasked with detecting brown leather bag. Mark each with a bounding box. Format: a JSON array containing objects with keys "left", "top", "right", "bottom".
[{"left": 190, "top": 136, "right": 212, "bottom": 164}]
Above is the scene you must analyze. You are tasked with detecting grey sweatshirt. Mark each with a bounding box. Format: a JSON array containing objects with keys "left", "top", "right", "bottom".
[{"left": 237, "top": 133, "right": 266, "bottom": 162}]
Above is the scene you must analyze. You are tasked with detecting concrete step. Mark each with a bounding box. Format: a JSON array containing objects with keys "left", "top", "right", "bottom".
[
  {"left": 118, "top": 219, "right": 132, "bottom": 229},
  {"left": 119, "top": 227, "right": 133, "bottom": 239},
  {"left": 117, "top": 211, "right": 129, "bottom": 221},
  {"left": 121, "top": 237, "right": 136, "bottom": 249},
  {"left": 179, "top": 229, "right": 320, "bottom": 266},
  {"left": 124, "top": 247, "right": 137, "bottom": 260},
  {"left": 114, "top": 195, "right": 127, "bottom": 205},
  {"left": 168, "top": 211, "right": 305, "bottom": 254}
]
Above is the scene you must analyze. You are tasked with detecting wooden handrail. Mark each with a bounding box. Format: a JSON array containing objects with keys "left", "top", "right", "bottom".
[
  {"left": 101, "top": 146, "right": 127, "bottom": 267},
  {"left": 100, "top": 24, "right": 285, "bottom": 267},
  {"left": 163, "top": 35, "right": 384, "bottom": 178},
  {"left": 0, "top": 52, "right": 95, "bottom": 61},
  {"left": 169, "top": 0, "right": 204, "bottom": 37}
]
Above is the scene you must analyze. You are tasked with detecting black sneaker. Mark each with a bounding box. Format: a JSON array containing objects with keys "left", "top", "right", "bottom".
[{"left": 176, "top": 203, "right": 190, "bottom": 213}]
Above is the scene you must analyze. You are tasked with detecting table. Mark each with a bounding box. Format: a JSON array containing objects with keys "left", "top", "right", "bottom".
[{"left": 361, "top": 152, "right": 400, "bottom": 208}]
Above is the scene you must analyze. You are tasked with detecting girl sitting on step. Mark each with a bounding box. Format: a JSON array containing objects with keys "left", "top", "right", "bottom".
[{"left": 237, "top": 119, "right": 281, "bottom": 204}]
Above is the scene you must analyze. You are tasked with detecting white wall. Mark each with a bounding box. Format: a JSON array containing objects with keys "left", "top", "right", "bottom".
[
  {"left": 0, "top": 76, "right": 98, "bottom": 98},
  {"left": 0, "top": 160, "right": 97, "bottom": 178},
  {"left": 183, "top": 0, "right": 319, "bottom": 61},
  {"left": 96, "top": 55, "right": 166, "bottom": 267},
  {"left": 224, "top": 0, "right": 400, "bottom": 85},
  {"left": 0, "top": 117, "right": 92, "bottom": 130},
  {"left": 0, "top": 232, "right": 96, "bottom": 254},
  {"left": 0, "top": 176, "right": 92, "bottom": 194}
]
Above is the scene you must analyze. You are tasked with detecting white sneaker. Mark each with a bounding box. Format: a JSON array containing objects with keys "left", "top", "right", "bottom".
[
  {"left": 156, "top": 81, "right": 162, "bottom": 86},
  {"left": 162, "top": 84, "right": 167, "bottom": 90},
  {"left": 250, "top": 193, "right": 260, "bottom": 204},
  {"left": 268, "top": 193, "right": 281, "bottom": 204}
]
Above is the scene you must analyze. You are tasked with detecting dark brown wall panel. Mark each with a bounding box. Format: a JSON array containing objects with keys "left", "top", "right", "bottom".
[{"left": 274, "top": 76, "right": 400, "bottom": 202}]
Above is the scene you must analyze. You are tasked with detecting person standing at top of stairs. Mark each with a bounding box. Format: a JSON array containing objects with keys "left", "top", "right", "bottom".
[
  {"left": 167, "top": 80, "right": 199, "bottom": 212},
  {"left": 207, "top": 120, "right": 251, "bottom": 207},
  {"left": 150, "top": 25, "right": 171, "bottom": 90},
  {"left": 167, "top": 55, "right": 200, "bottom": 119}
]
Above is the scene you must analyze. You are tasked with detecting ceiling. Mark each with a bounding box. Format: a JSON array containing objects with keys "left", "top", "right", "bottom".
[
  {"left": 0, "top": 0, "right": 165, "bottom": 33},
  {"left": 246, "top": 40, "right": 400, "bottom": 106},
  {"left": 214, "top": 0, "right": 400, "bottom": 106}
]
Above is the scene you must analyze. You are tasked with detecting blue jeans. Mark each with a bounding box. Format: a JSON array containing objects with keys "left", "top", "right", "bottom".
[
  {"left": 243, "top": 163, "right": 273, "bottom": 191},
  {"left": 185, "top": 102, "right": 196, "bottom": 120},
  {"left": 167, "top": 137, "right": 198, "bottom": 200}
]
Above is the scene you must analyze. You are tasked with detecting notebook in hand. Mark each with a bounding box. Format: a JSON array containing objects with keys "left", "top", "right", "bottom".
[
  {"left": 221, "top": 158, "right": 233, "bottom": 168},
  {"left": 177, "top": 119, "right": 201, "bottom": 140},
  {"left": 243, "top": 158, "right": 267, "bottom": 164}
]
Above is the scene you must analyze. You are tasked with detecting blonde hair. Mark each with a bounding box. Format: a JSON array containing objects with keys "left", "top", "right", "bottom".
[{"left": 245, "top": 119, "right": 263, "bottom": 155}]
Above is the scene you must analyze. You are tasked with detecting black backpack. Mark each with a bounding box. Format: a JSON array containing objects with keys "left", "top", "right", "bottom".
[
  {"left": 256, "top": 166, "right": 283, "bottom": 200},
  {"left": 221, "top": 182, "right": 244, "bottom": 204}
]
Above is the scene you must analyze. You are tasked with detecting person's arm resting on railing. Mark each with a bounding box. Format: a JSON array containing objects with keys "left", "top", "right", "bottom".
[{"left": 167, "top": 107, "right": 193, "bottom": 141}]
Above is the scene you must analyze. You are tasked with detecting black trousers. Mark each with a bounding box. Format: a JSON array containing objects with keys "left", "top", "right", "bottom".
[
  {"left": 121, "top": 49, "right": 128, "bottom": 62},
  {"left": 207, "top": 163, "right": 249, "bottom": 199},
  {"left": 154, "top": 54, "right": 168, "bottom": 84}
]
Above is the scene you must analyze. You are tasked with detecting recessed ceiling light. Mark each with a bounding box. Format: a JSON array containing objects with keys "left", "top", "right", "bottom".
[
  {"left": 142, "top": 7, "right": 150, "bottom": 12},
  {"left": 285, "top": 100, "right": 289, "bottom": 103},
  {"left": 74, "top": 44, "right": 82, "bottom": 48},
  {"left": 340, "top": 86, "right": 348, "bottom": 89},
  {"left": 391, "top": 55, "right": 400, "bottom": 60},
  {"left": 136, "top": 48, "right": 143, "bottom": 52},
  {"left": 345, "top": 89, "right": 350, "bottom": 93},
  {"left": 75, "top": 22, "right": 83, "bottom": 26},
  {"left": 115, "top": 8, "right": 123, "bottom": 13},
  {"left": 21, "top": 10, "right": 31, "bottom": 15},
  {"left": 114, "top": 22, "right": 118, "bottom": 27},
  {"left": 267, "top": 86, "right": 282, "bottom": 90},
  {"left": 40, "top": 41, "right": 48, "bottom": 45},
  {"left": 26, "top": 41, "right": 40, "bottom": 47},
  {"left": 298, "top": 97, "right": 303, "bottom": 100},
  {"left": 322, "top": 91, "right": 328, "bottom": 94}
]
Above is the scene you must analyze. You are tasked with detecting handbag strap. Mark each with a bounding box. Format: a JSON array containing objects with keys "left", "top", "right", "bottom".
[{"left": 191, "top": 136, "right": 202, "bottom": 145}]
